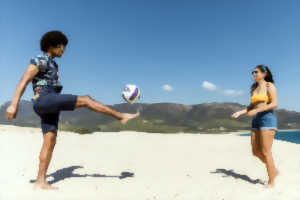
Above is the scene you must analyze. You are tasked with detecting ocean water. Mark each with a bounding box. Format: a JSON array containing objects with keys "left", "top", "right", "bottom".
[{"left": 240, "top": 130, "right": 300, "bottom": 144}]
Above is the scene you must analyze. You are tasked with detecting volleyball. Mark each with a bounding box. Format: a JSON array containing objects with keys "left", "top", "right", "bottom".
[{"left": 121, "top": 84, "right": 140, "bottom": 104}]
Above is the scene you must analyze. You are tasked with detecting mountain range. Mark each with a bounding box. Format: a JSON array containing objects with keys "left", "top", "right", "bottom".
[{"left": 0, "top": 100, "right": 300, "bottom": 133}]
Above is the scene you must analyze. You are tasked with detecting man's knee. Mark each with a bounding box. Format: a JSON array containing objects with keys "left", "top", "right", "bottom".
[
  {"left": 40, "top": 132, "right": 57, "bottom": 161},
  {"left": 50, "top": 135, "right": 57, "bottom": 146},
  {"left": 44, "top": 132, "right": 57, "bottom": 147},
  {"left": 77, "top": 95, "right": 93, "bottom": 107}
]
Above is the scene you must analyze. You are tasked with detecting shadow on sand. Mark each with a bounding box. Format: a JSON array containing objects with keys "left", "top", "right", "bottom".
[
  {"left": 210, "top": 168, "right": 264, "bottom": 185},
  {"left": 30, "top": 165, "right": 134, "bottom": 184}
]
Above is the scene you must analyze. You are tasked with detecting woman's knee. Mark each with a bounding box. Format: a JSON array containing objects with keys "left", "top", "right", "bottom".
[
  {"left": 252, "top": 146, "right": 264, "bottom": 157},
  {"left": 261, "top": 148, "right": 272, "bottom": 157},
  {"left": 252, "top": 148, "right": 259, "bottom": 156}
]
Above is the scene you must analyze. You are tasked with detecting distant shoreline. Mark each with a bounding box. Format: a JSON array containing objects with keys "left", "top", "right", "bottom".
[
  {"left": 277, "top": 129, "right": 300, "bottom": 132},
  {"left": 230, "top": 129, "right": 300, "bottom": 135},
  {"left": 0, "top": 124, "right": 299, "bottom": 135}
]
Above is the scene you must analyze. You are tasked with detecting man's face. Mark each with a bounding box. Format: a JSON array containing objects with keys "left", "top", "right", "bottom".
[{"left": 49, "top": 44, "right": 65, "bottom": 58}]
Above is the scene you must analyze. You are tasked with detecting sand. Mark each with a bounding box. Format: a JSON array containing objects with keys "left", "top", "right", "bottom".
[{"left": 0, "top": 125, "right": 300, "bottom": 200}]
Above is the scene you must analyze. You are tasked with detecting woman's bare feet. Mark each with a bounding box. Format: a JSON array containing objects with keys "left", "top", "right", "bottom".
[
  {"left": 34, "top": 181, "right": 58, "bottom": 190},
  {"left": 120, "top": 112, "right": 140, "bottom": 125},
  {"left": 265, "top": 169, "right": 279, "bottom": 188}
]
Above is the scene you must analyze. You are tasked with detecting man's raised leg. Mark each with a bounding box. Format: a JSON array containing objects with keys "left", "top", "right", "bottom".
[{"left": 75, "top": 95, "right": 140, "bottom": 124}]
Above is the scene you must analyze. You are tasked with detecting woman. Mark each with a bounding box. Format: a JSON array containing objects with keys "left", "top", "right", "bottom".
[
  {"left": 5, "top": 30, "right": 139, "bottom": 190},
  {"left": 232, "top": 65, "right": 279, "bottom": 188}
]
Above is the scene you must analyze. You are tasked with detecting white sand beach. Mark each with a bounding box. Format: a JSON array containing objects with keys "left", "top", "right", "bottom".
[{"left": 0, "top": 125, "right": 300, "bottom": 200}]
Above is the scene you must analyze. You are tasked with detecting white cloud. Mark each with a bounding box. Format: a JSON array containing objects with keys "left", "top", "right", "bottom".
[
  {"left": 223, "top": 89, "right": 244, "bottom": 96},
  {"left": 202, "top": 81, "right": 217, "bottom": 91},
  {"left": 162, "top": 84, "right": 174, "bottom": 92},
  {"left": 201, "top": 81, "right": 244, "bottom": 97}
]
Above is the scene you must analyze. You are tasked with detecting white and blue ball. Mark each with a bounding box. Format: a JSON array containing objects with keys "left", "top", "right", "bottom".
[{"left": 122, "top": 84, "right": 141, "bottom": 104}]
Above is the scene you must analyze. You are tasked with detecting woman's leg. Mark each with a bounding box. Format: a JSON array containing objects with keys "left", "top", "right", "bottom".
[
  {"left": 35, "top": 131, "right": 58, "bottom": 190},
  {"left": 260, "top": 129, "right": 279, "bottom": 188},
  {"left": 75, "top": 95, "right": 139, "bottom": 124},
  {"left": 251, "top": 130, "right": 265, "bottom": 163}
]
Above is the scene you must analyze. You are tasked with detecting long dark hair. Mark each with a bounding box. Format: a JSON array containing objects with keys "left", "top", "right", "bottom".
[{"left": 251, "top": 65, "right": 274, "bottom": 95}]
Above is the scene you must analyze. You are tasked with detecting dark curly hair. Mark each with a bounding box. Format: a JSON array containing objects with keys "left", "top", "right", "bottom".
[
  {"left": 251, "top": 65, "right": 274, "bottom": 95},
  {"left": 40, "top": 30, "right": 68, "bottom": 52}
]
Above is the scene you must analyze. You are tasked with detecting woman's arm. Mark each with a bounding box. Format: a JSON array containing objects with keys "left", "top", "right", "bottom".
[
  {"left": 5, "top": 64, "right": 39, "bottom": 119},
  {"left": 231, "top": 103, "right": 254, "bottom": 118}
]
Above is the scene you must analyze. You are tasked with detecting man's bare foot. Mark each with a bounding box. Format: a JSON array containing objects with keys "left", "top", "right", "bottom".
[
  {"left": 120, "top": 112, "right": 140, "bottom": 125},
  {"left": 265, "top": 169, "right": 279, "bottom": 189},
  {"left": 265, "top": 180, "right": 276, "bottom": 188},
  {"left": 34, "top": 181, "right": 58, "bottom": 190}
]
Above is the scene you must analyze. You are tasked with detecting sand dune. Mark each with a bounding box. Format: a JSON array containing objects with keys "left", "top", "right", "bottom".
[{"left": 0, "top": 125, "right": 300, "bottom": 200}]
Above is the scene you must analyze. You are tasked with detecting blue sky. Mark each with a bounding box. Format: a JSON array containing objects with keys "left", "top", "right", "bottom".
[{"left": 1, "top": 0, "right": 300, "bottom": 111}]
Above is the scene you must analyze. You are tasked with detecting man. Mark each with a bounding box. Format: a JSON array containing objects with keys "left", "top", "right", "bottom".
[{"left": 5, "top": 30, "right": 139, "bottom": 190}]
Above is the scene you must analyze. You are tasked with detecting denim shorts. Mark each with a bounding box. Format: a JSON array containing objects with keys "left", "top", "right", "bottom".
[
  {"left": 251, "top": 110, "right": 277, "bottom": 131},
  {"left": 32, "top": 87, "right": 78, "bottom": 134}
]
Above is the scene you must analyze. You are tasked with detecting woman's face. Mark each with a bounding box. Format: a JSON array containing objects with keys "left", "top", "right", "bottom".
[{"left": 252, "top": 68, "right": 266, "bottom": 81}]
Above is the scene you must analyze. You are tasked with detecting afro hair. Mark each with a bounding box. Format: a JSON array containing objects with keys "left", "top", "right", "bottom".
[{"left": 40, "top": 30, "right": 68, "bottom": 52}]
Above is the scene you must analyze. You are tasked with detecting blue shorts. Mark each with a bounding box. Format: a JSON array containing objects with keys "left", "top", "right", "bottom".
[
  {"left": 251, "top": 110, "right": 277, "bottom": 131},
  {"left": 32, "top": 87, "right": 78, "bottom": 134}
]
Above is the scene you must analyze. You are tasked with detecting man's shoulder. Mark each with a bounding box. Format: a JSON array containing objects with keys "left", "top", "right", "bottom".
[
  {"left": 31, "top": 53, "right": 48, "bottom": 60},
  {"left": 30, "top": 53, "right": 50, "bottom": 68}
]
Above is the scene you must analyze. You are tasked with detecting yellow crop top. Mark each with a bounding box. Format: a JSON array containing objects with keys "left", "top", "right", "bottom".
[{"left": 251, "top": 94, "right": 270, "bottom": 104}]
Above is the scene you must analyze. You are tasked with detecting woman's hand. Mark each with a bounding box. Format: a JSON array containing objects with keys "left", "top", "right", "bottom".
[
  {"left": 5, "top": 105, "right": 18, "bottom": 120},
  {"left": 231, "top": 111, "right": 242, "bottom": 119},
  {"left": 246, "top": 109, "right": 258, "bottom": 117}
]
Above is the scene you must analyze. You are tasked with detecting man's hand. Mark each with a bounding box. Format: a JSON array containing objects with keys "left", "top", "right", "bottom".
[
  {"left": 5, "top": 105, "right": 18, "bottom": 120},
  {"left": 5, "top": 64, "right": 39, "bottom": 120}
]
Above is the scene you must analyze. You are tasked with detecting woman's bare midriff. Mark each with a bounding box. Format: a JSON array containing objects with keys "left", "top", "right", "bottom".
[{"left": 252, "top": 102, "right": 268, "bottom": 110}]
